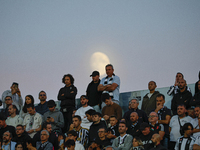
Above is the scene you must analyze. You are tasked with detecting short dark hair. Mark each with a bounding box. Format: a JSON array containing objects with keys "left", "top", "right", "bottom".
[
  {"left": 67, "top": 130, "right": 78, "bottom": 138},
  {"left": 177, "top": 72, "right": 184, "bottom": 78},
  {"left": 23, "top": 95, "right": 35, "bottom": 113},
  {"left": 42, "top": 122, "right": 51, "bottom": 129},
  {"left": 26, "top": 104, "right": 35, "bottom": 109},
  {"left": 12, "top": 82, "right": 19, "bottom": 86},
  {"left": 105, "top": 64, "right": 114, "bottom": 69},
  {"left": 149, "top": 80, "right": 156, "bottom": 85},
  {"left": 15, "top": 143, "right": 23, "bottom": 149},
  {"left": 110, "top": 115, "right": 117, "bottom": 120},
  {"left": 93, "top": 112, "right": 102, "bottom": 117},
  {"left": 119, "top": 121, "right": 127, "bottom": 127},
  {"left": 85, "top": 109, "right": 96, "bottom": 115},
  {"left": 73, "top": 115, "right": 81, "bottom": 121},
  {"left": 177, "top": 104, "right": 186, "bottom": 108},
  {"left": 16, "top": 124, "right": 24, "bottom": 129},
  {"left": 62, "top": 74, "right": 74, "bottom": 84},
  {"left": 5, "top": 96, "right": 12, "bottom": 100},
  {"left": 182, "top": 123, "right": 193, "bottom": 133},
  {"left": 0, "top": 113, "right": 6, "bottom": 121},
  {"left": 39, "top": 91, "right": 46, "bottom": 96},
  {"left": 156, "top": 94, "right": 165, "bottom": 100},
  {"left": 65, "top": 139, "right": 75, "bottom": 148},
  {"left": 101, "top": 93, "right": 110, "bottom": 102}
]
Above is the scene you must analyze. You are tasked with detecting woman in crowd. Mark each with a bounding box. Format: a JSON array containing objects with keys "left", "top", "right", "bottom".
[
  {"left": 19, "top": 95, "right": 34, "bottom": 119},
  {"left": 15, "top": 143, "right": 23, "bottom": 150},
  {"left": 130, "top": 137, "right": 144, "bottom": 150}
]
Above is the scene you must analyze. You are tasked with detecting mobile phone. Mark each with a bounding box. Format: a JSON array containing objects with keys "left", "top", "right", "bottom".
[{"left": 15, "top": 84, "right": 18, "bottom": 90}]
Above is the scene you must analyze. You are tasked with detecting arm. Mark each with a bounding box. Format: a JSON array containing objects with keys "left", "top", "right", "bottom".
[
  {"left": 159, "top": 131, "right": 165, "bottom": 140},
  {"left": 51, "top": 113, "right": 65, "bottom": 128},
  {"left": 169, "top": 127, "right": 171, "bottom": 133},
  {"left": 193, "top": 144, "right": 200, "bottom": 150},
  {"left": 158, "top": 115, "right": 171, "bottom": 124},
  {"left": 121, "top": 135, "right": 133, "bottom": 150},
  {"left": 116, "top": 105, "right": 122, "bottom": 121}
]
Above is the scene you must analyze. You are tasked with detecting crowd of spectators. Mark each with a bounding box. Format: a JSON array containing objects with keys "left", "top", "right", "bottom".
[{"left": 0, "top": 65, "right": 199, "bottom": 150}]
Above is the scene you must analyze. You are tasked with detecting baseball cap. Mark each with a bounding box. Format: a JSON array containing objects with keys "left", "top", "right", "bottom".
[
  {"left": 80, "top": 95, "right": 88, "bottom": 99},
  {"left": 90, "top": 71, "right": 100, "bottom": 77}
]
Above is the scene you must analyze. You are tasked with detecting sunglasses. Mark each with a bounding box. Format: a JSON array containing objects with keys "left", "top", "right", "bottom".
[{"left": 40, "top": 94, "right": 46, "bottom": 96}]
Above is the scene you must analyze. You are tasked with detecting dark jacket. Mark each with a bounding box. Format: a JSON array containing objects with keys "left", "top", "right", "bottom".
[
  {"left": 149, "top": 144, "right": 167, "bottom": 150},
  {"left": 142, "top": 91, "right": 160, "bottom": 115},
  {"left": 190, "top": 92, "right": 200, "bottom": 107},
  {"left": 171, "top": 88, "right": 192, "bottom": 115},
  {"left": 57, "top": 85, "right": 77, "bottom": 108},
  {"left": 12, "top": 131, "right": 32, "bottom": 150},
  {"left": 35, "top": 101, "right": 49, "bottom": 115},
  {"left": 127, "top": 121, "right": 142, "bottom": 137}
]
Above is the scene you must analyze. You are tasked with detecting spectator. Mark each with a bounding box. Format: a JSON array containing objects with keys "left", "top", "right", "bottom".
[
  {"left": 195, "top": 71, "right": 200, "bottom": 94},
  {"left": 171, "top": 79, "right": 192, "bottom": 115},
  {"left": 141, "top": 81, "right": 160, "bottom": 115},
  {"left": 107, "top": 116, "right": 120, "bottom": 142},
  {"left": 0, "top": 113, "right": 16, "bottom": 138},
  {"left": 174, "top": 123, "right": 195, "bottom": 150},
  {"left": 148, "top": 112, "right": 165, "bottom": 140},
  {"left": 167, "top": 72, "right": 190, "bottom": 97},
  {"left": 35, "top": 91, "right": 49, "bottom": 115},
  {"left": 75, "top": 95, "right": 93, "bottom": 129},
  {"left": 57, "top": 74, "right": 77, "bottom": 133},
  {"left": 12, "top": 124, "right": 32, "bottom": 150},
  {"left": 86, "top": 71, "right": 102, "bottom": 113},
  {"left": 22, "top": 104, "right": 42, "bottom": 138},
  {"left": 85, "top": 109, "right": 96, "bottom": 123},
  {"left": 154, "top": 94, "right": 171, "bottom": 148},
  {"left": 98, "top": 64, "right": 120, "bottom": 105},
  {"left": 123, "top": 98, "right": 148, "bottom": 125},
  {"left": 6, "top": 105, "right": 23, "bottom": 128},
  {"left": 193, "top": 135, "right": 200, "bottom": 150},
  {"left": 112, "top": 121, "right": 133, "bottom": 150},
  {"left": 35, "top": 130, "right": 53, "bottom": 150},
  {"left": 90, "top": 128, "right": 111, "bottom": 149},
  {"left": 187, "top": 107, "right": 195, "bottom": 118},
  {"left": 70, "top": 115, "right": 88, "bottom": 147},
  {"left": 43, "top": 100, "right": 64, "bottom": 134},
  {"left": 139, "top": 122, "right": 154, "bottom": 150},
  {"left": 1, "top": 82, "right": 23, "bottom": 111},
  {"left": 192, "top": 113, "right": 200, "bottom": 138},
  {"left": 65, "top": 139, "right": 75, "bottom": 150},
  {"left": 1, "top": 96, "right": 16, "bottom": 118},
  {"left": 101, "top": 93, "right": 122, "bottom": 123},
  {"left": 1, "top": 131, "right": 17, "bottom": 150},
  {"left": 15, "top": 143, "right": 23, "bottom": 150},
  {"left": 65, "top": 130, "right": 84, "bottom": 150},
  {"left": 191, "top": 80, "right": 200, "bottom": 107},
  {"left": 88, "top": 112, "right": 107, "bottom": 146},
  {"left": 127, "top": 112, "right": 142, "bottom": 137},
  {"left": 130, "top": 137, "right": 144, "bottom": 150},
  {"left": 150, "top": 134, "right": 167, "bottom": 150},
  {"left": 19, "top": 95, "right": 34, "bottom": 119},
  {"left": 169, "top": 104, "right": 193, "bottom": 150},
  {"left": 32, "top": 122, "right": 59, "bottom": 150}
]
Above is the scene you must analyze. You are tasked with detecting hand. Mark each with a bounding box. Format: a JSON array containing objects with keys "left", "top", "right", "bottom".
[
  {"left": 107, "top": 133, "right": 114, "bottom": 139},
  {"left": 156, "top": 105, "right": 163, "bottom": 111},
  {"left": 16, "top": 89, "right": 21, "bottom": 97},
  {"left": 103, "top": 115, "right": 110, "bottom": 121},
  {"left": 46, "top": 118, "right": 50, "bottom": 122},
  {"left": 27, "top": 129, "right": 34, "bottom": 134},
  {"left": 70, "top": 91, "right": 74, "bottom": 93},
  {"left": 69, "top": 124, "right": 74, "bottom": 130},
  {"left": 50, "top": 117, "right": 54, "bottom": 122},
  {"left": 61, "top": 94, "right": 64, "bottom": 96}
]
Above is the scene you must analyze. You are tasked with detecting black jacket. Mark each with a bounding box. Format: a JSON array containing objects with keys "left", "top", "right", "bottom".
[
  {"left": 149, "top": 144, "right": 167, "bottom": 150},
  {"left": 57, "top": 85, "right": 77, "bottom": 108},
  {"left": 190, "top": 92, "right": 200, "bottom": 107}
]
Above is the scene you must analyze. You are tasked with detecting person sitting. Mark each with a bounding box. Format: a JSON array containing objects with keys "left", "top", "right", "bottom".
[
  {"left": 12, "top": 124, "right": 32, "bottom": 150},
  {"left": 150, "top": 134, "right": 167, "bottom": 150},
  {"left": 85, "top": 109, "right": 96, "bottom": 123},
  {"left": 130, "top": 137, "right": 144, "bottom": 150},
  {"left": 43, "top": 99, "right": 64, "bottom": 134},
  {"left": 15, "top": 143, "right": 24, "bottom": 150},
  {"left": 35, "top": 91, "right": 49, "bottom": 115},
  {"left": 174, "top": 123, "right": 195, "bottom": 150},
  {"left": 19, "top": 95, "right": 34, "bottom": 119},
  {"left": 65, "top": 139, "right": 76, "bottom": 150},
  {"left": 6, "top": 104, "right": 23, "bottom": 128},
  {"left": 1, "top": 96, "right": 17, "bottom": 118},
  {"left": 1, "top": 131, "right": 17, "bottom": 150},
  {"left": 112, "top": 121, "right": 133, "bottom": 150},
  {"left": 22, "top": 104, "right": 42, "bottom": 138},
  {"left": 74, "top": 95, "right": 94, "bottom": 129},
  {"left": 107, "top": 115, "right": 120, "bottom": 143},
  {"left": 101, "top": 93, "right": 122, "bottom": 124},
  {"left": 123, "top": 98, "right": 148, "bottom": 126},
  {"left": 36, "top": 130, "right": 53, "bottom": 150},
  {"left": 141, "top": 81, "right": 160, "bottom": 116}
]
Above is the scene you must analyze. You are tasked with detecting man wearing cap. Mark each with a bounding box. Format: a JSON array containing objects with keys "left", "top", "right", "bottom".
[
  {"left": 86, "top": 71, "right": 102, "bottom": 113},
  {"left": 74, "top": 95, "right": 94, "bottom": 129},
  {"left": 1, "top": 82, "right": 23, "bottom": 111},
  {"left": 43, "top": 100, "right": 64, "bottom": 134},
  {"left": 139, "top": 122, "right": 154, "bottom": 149},
  {"left": 98, "top": 64, "right": 120, "bottom": 105}
]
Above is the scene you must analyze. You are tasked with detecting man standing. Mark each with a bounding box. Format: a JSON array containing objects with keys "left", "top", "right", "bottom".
[
  {"left": 169, "top": 104, "right": 193, "bottom": 150},
  {"left": 141, "top": 81, "right": 160, "bottom": 115},
  {"left": 1, "top": 131, "right": 17, "bottom": 150},
  {"left": 57, "top": 74, "right": 77, "bottom": 132},
  {"left": 112, "top": 121, "right": 133, "bottom": 150},
  {"left": 75, "top": 95, "right": 94, "bottom": 129},
  {"left": 123, "top": 98, "right": 148, "bottom": 125},
  {"left": 23, "top": 104, "right": 42, "bottom": 138},
  {"left": 35, "top": 91, "right": 49, "bottom": 115},
  {"left": 86, "top": 71, "right": 102, "bottom": 112},
  {"left": 1, "top": 82, "right": 23, "bottom": 110},
  {"left": 43, "top": 100, "right": 64, "bottom": 134},
  {"left": 101, "top": 93, "right": 122, "bottom": 123},
  {"left": 98, "top": 64, "right": 120, "bottom": 105},
  {"left": 171, "top": 79, "right": 192, "bottom": 115},
  {"left": 6, "top": 104, "right": 23, "bottom": 127}
]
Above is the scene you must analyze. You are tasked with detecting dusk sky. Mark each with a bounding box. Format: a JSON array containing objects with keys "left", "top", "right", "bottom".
[{"left": 0, "top": 1, "right": 199, "bottom": 104}]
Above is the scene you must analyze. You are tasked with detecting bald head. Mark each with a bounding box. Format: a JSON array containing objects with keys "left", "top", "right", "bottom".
[
  {"left": 130, "top": 112, "right": 139, "bottom": 123},
  {"left": 151, "top": 134, "right": 161, "bottom": 145}
]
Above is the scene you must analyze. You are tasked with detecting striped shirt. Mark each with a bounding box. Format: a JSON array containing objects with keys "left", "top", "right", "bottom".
[{"left": 74, "top": 127, "right": 89, "bottom": 146}]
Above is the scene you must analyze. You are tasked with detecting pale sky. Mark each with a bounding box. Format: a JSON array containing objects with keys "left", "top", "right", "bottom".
[{"left": 0, "top": 0, "right": 199, "bottom": 104}]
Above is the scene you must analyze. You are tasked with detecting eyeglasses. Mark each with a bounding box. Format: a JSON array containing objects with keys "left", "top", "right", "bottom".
[
  {"left": 148, "top": 115, "right": 157, "bottom": 118},
  {"left": 40, "top": 94, "right": 46, "bottom": 96}
]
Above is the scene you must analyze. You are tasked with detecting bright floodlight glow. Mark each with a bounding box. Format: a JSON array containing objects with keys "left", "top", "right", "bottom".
[{"left": 90, "top": 52, "right": 110, "bottom": 76}]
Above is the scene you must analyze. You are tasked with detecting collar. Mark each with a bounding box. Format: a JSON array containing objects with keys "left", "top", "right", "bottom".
[{"left": 120, "top": 133, "right": 127, "bottom": 139}]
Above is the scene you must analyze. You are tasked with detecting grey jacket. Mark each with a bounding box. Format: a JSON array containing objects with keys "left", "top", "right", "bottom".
[
  {"left": 112, "top": 134, "right": 133, "bottom": 150},
  {"left": 43, "top": 109, "right": 64, "bottom": 132}
]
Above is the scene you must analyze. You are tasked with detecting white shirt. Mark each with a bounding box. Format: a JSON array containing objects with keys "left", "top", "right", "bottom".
[
  {"left": 75, "top": 106, "right": 93, "bottom": 130},
  {"left": 169, "top": 115, "right": 193, "bottom": 142},
  {"left": 65, "top": 141, "right": 85, "bottom": 150},
  {"left": 194, "top": 136, "right": 200, "bottom": 146},
  {"left": 22, "top": 112, "right": 42, "bottom": 138},
  {"left": 175, "top": 136, "right": 195, "bottom": 150},
  {"left": 119, "top": 134, "right": 127, "bottom": 145},
  {"left": 6, "top": 115, "right": 23, "bottom": 128},
  {"left": 191, "top": 118, "right": 200, "bottom": 138}
]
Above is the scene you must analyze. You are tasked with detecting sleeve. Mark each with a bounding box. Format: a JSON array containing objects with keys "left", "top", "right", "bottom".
[
  {"left": 18, "top": 116, "right": 23, "bottom": 125},
  {"left": 112, "top": 138, "right": 119, "bottom": 149},
  {"left": 100, "top": 79, "right": 104, "bottom": 85},
  {"left": 160, "top": 124, "right": 164, "bottom": 131},
  {"left": 22, "top": 116, "right": 27, "bottom": 126},
  {"left": 194, "top": 136, "right": 200, "bottom": 145},
  {"left": 121, "top": 135, "right": 133, "bottom": 150},
  {"left": 169, "top": 116, "right": 174, "bottom": 128},
  {"left": 167, "top": 86, "right": 175, "bottom": 96},
  {"left": 18, "top": 96, "right": 23, "bottom": 107},
  {"left": 57, "top": 88, "right": 65, "bottom": 101},
  {"left": 116, "top": 105, "right": 122, "bottom": 120},
  {"left": 113, "top": 76, "right": 120, "bottom": 86},
  {"left": 53, "top": 112, "right": 65, "bottom": 128},
  {"left": 174, "top": 139, "right": 179, "bottom": 150}
]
